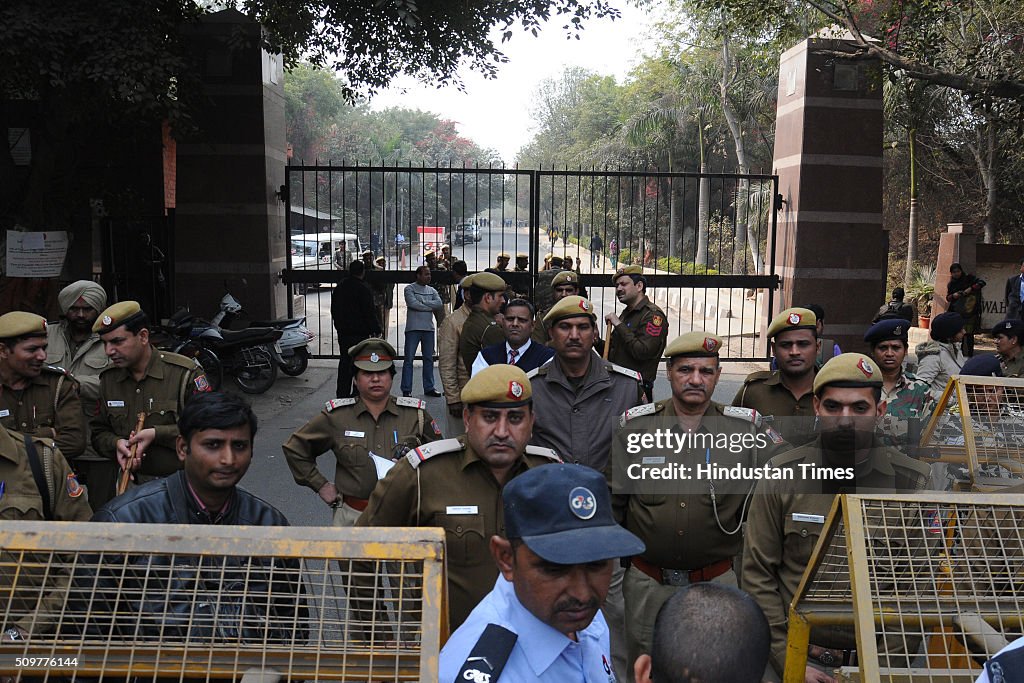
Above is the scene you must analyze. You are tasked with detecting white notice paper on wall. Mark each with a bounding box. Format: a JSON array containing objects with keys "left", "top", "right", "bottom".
[{"left": 6, "top": 231, "right": 69, "bottom": 278}]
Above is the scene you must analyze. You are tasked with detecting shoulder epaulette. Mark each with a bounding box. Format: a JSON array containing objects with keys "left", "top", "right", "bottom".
[
  {"left": 324, "top": 397, "right": 357, "bottom": 412},
  {"left": 743, "top": 370, "right": 774, "bottom": 384},
  {"left": 160, "top": 352, "right": 200, "bottom": 370},
  {"left": 619, "top": 402, "right": 660, "bottom": 427},
  {"left": 526, "top": 365, "right": 545, "bottom": 379},
  {"left": 405, "top": 438, "right": 463, "bottom": 469},
  {"left": 609, "top": 363, "right": 642, "bottom": 381},
  {"left": 524, "top": 445, "right": 562, "bottom": 462},
  {"left": 396, "top": 396, "right": 427, "bottom": 409},
  {"left": 43, "top": 364, "right": 71, "bottom": 377},
  {"left": 722, "top": 405, "right": 766, "bottom": 428}
]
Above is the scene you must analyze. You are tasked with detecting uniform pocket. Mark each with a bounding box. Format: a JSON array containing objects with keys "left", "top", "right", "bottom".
[
  {"left": 433, "top": 513, "right": 487, "bottom": 567},
  {"left": 0, "top": 494, "right": 45, "bottom": 521},
  {"left": 783, "top": 516, "right": 823, "bottom": 561}
]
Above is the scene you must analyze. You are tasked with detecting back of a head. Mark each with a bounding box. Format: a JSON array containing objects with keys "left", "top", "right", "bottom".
[
  {"left": 650, "top": 584, "right": 769, "bottom": 683},
  {"left": 893, "top": 287, "right": 905, "bottom": 300},
  {"left": 349, "top": 260, "right": 365, "bottom": 277}
]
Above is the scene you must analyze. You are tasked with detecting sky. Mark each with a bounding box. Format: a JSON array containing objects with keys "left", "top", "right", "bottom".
[{"left": 368, "top": 1, "right": 659, "bottom": 164}]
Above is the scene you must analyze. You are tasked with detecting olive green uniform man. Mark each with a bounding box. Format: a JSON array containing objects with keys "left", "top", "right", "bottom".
[
  {"left": 742, "top": 353, "right": 932, "bottom": 680},
  {"left": 283, "top": 339, "right": 442, "bottom": 527},
  {"left": 733, "top": 307, "right": 821, "bottom": 446},
  {"left": 609, "top": 331, "right": 789, "bottom": 669},
  {"left": 356, "top": 364, "right": 561, "bottom": 631},
  {"left": 494, "top": 252, "right": 511, "bottom": 272},
  {"left": 458, "top": 271, "right": 507, "bottom": 374},
  {"left": 90, "top": 301, "right": 211, "bottom": 495},
  {"left": 46, "top": 280, "right": 114, "bottom": 506},
  {"left": 1, "top": 422, "right": 91, "bottom": 642},
  {"left": 606, "top": 265, "right": 669, "bottom": 398},
  {"left": 0, "top": 311, "right": 85, "bottom": 463}
]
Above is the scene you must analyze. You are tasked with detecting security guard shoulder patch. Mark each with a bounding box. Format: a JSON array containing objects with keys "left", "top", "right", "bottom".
[
  {"left": 405, "top": 438, "right": 463, "bottom": 469},
  {"left": 619, "top": 403, "right": 660, "bottom": 427},
  {"left": 524, "top": 445, "right": 562, "bottom": 462},
  {"left": 984, "top": 638, "right": 1024, "bottom": 683},
  {"left": 324, "top": 397, "right": 357, "bottom": 412},
  {"left": 743, "top": 369, "right": 774, "bottom": 384},
  {"left": 396, "top": 396, "right": 427, "bottom": 409},
  {"left": 525, "top": 365, "right": 545, "bottom": 380},
  {"left": 457, "top": 623, "right": 518, "bottom": 683},
  {"left": 609, "top": 363, "right": 642, "bottom": 381}
]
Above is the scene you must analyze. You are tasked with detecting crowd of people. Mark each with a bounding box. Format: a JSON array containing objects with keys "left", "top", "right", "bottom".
[{"left": 2, "top": 252, "right": 1023, "bottom": 682}]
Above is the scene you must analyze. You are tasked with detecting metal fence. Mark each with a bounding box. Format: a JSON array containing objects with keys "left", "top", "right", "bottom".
[{"left": 283, "top": 164, "right": 780, "bottom": 361}]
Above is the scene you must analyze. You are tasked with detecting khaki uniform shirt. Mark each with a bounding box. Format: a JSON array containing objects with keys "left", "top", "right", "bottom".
[
  {"left": 0, "top": 366, "right": 85, "bottom": 462},
  {"left": 439, "top": 303, "right": 472, "bottom": 405},
  {"left": 528, "top": 351, "right": 645, "bottom": 471},
  {"left": 1000, "top": 353, "right": 1024, "bottom": 378},
  {"left": 732, "top": 369, "right": 817, "bottom": 446},
  {"left": 459, "top": 309, "right": 505, "bottom": 374},
  {"left": 355, "top": 438, "right": 561, "bottom": 630},
  {"left": 91, "top": 349, "right": 210, "bottom": 477},
  {"left": 608, "top": 295, "right": 669, "bottom": 386},
  {"left": 610, "top": 400, "right": 790, "bottom": 570},
  {"left": 741, "top": 436, "right": 931, "bottom": 674},
  {"left": 46, "top": 321, "right": 110, "bottom": 461},
  {"left": 283, "top": 395, "right": 442, "bottom": 500},
  {"left": 1, "top": 425, "right": 91, "bottom": 634}
]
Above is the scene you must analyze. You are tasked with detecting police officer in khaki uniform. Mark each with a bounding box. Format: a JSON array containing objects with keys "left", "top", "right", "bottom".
[
  {"left": 355, "top": 364, "right": 561, "bottom": 631},
  {"left": 534, "top": 255, "right": 566, "bottom": 316},
  {"left": 534, "top": 270, "right": 580, "bottom": 345},
  {"left": 458, "top": 271, "right": 507, "bottom": 374},
  {"left": 606, "top": 265, "right": 669, "bottom": 398},
  {"left": 90, "top": 301, "right": 211, "bottom": 499},
  {"left": 993, "top": 318, "right": 1024, "bottom": 378},
  {"left": 283, "top": 339, "right": 442, "bottom": 527},
  {"left": 609, "top": 331, "right": 790, "bottom": 669},
  {"left": 494, "top": 252, "right": 511, "bottom": 272},
  {"left": 742, "top": 353, "right": 931, "bottom": 681},
  {"left": 1, "top": 421, "right": 91, "bottom": 643},
  {"left": 0, "top": 311, "right": 85, "bottom": 464},
  {"left": 46, "top": 280, "right": 114, "bottom": 507},
  {"left": 733, "top": 307, "right": 820, "bottom": 446},
  {"left": 513, "top": 253, "right": 529, "bottom": 272}
]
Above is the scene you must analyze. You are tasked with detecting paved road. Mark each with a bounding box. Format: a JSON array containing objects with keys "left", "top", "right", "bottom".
[{"left": 236, "top": 359, "right": 758, "bottom": 526}]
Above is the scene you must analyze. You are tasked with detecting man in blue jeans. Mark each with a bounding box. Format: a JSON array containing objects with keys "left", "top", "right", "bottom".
[{"left": 402, "top": 265, "right": 443, "bottom": 397}]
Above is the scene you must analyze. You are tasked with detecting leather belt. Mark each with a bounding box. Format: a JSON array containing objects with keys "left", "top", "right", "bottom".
[
  {"left": 342, "top": 495, "right": 369, "bottom": 512},
  {"left": 631, "top": 556, "right": 732, "bottom": 586}
]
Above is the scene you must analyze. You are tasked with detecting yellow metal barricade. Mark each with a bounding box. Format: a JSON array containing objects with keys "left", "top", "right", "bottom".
[
  {"left": 0, "top": 522, "right": 447, "bottom": 681},
  {"left": 784, "top": 493, "right": 1024, "bottom": 683},
  {"left": 919, "top": 376, "right": 1024, "bottom": 489}
]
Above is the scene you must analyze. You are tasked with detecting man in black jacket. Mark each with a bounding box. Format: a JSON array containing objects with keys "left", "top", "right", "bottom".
[
  {"left": 332, "top": 259, "right": 382, "bottom": 397},
  {"left": 84, "top": 392, "right": 305, "bottom": 644},
  {"left": 1005, "top": 259, "right": 1024, "bottom": 321}
]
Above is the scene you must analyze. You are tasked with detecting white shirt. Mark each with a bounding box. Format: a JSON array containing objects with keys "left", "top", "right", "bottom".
[
  {"left": 976, "top": 636, "right": 1024, "bottom": 683},
  {"left": 471, "top": 339, "right": 534, "bottom": 377}
]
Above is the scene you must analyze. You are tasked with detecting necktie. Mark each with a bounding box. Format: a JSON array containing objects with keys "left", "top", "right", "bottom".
[{"left": 509, "top": 348, "right": 518, "bottom": 365}]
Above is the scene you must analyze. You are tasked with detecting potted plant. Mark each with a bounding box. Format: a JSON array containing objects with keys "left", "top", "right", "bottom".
[{"left": 905, "top": 264, "right": 936, "bottom": 329}]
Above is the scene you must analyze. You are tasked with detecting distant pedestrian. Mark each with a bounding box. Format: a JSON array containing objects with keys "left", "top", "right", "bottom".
[
  {"left": 872, "top": 287, "right": 914, "bottom": 323},
  {"left": 946, "top": 262, "right": 985, "bottom": 357},
  {"left": 609, "top": 238, "right": 619, "bottom": 269},
  {"left": 331, "top": 260, "right": 381, "bottom": 398},
  {"left": 402, "top": 266, "right": 444, "bottom": 398},
  {"left": 589, "top": 233, "right": 603, "bottom": 268}
]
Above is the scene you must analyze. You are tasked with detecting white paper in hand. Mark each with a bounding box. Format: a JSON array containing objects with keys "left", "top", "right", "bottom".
[{"left": 369, "top": 452, "right": 396, "bottom": 479}]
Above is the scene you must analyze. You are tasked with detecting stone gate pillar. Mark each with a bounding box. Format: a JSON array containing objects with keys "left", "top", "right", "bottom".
[{"left": 769, "top": 34, "right": 886, "bottom": 352}]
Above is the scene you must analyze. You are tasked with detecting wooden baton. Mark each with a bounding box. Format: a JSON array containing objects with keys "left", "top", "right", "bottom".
[
  {"left": 116, "top": 412, "right": 147, "bottom": 496},
  {"left": 602, "top": 320, "right": 613, "bottom": 360}
]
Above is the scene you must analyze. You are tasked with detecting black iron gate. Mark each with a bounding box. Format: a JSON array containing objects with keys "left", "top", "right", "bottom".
[{"left": 282, "top": 164, "right": 780, "bottom": 362}]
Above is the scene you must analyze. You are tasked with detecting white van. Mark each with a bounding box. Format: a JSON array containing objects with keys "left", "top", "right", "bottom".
[{"left": 290, "top": 232, "right": 362, "bottom": 291}]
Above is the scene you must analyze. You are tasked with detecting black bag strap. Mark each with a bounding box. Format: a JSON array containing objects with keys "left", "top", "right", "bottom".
[
  {"left": 455, "top": 623, "right": 518, "bottom": 683},
  {"left": 23, "top": 433, "right": 53, "bottom": 520}
]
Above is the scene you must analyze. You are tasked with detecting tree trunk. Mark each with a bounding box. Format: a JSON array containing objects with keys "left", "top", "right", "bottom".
[
  {"left": 667, "top": 148, "right": 678, "bottom": 262},
  {"left": 984, "top": 118, "right": 997, "bottom": 243},
  {"left": 696, "top": 166, "right": 710, "bottom": 268},
  {"left": 904, "top": 129, "right": 918, "bottom": 287}
]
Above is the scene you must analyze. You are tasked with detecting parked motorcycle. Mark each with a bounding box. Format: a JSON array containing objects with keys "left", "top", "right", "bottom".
[
  {"left": 211, "top": 292, "right": 315, "bottom": 377},
  {"left": 152, "top": 316, "right": 224, "bottom": 392},
  {"left": 160, "top": 307, "right": 283, "bottom": 395}
]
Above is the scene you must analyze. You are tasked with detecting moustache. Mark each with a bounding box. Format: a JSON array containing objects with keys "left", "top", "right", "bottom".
[{"left": 555, "top": 597, "right": 600, "bottom": 614}]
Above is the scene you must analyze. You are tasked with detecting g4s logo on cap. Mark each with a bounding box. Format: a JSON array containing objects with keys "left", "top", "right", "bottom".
[{"left": 569, "top": 486, "right": 597, "bottom": 519}]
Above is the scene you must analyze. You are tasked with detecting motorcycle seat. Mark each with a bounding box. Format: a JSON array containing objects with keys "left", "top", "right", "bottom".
[
  {"left": 217, "top": 327, "right": 283, "bottom": 344},
  {"left": 246, "top": 318, "right": 304, "bottom": 328}
]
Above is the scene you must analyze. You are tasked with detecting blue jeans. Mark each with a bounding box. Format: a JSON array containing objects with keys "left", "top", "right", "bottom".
[{"left": 402, "top": 329, "right": 436, "bottom": 394}]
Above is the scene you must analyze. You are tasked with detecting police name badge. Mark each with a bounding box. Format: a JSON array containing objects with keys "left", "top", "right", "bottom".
[
  {"left": 344, "top": 430, "right": 365, "bottom": 437},
  {"left": 446, "top": 505, "right": 479, "bottom": 515},
  {"left": 107, "top": 400, "right": 125, "bottom": 408},
  {"left": 792, "top": 513, "right": 825, "bottom": 524}
]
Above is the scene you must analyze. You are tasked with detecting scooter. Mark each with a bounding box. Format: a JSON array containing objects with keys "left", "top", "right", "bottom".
[{"left": 211, "top": 292, "right": 315, "bottom": 377}]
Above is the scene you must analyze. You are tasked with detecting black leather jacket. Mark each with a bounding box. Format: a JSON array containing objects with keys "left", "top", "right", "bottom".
[{"left": 75, "top": 472, "right": 307, "bottom": 644}]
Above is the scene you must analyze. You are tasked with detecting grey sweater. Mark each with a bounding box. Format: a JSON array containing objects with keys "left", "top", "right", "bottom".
[{"left": 404, "top": 283, "right": 443, "bottom": 331}]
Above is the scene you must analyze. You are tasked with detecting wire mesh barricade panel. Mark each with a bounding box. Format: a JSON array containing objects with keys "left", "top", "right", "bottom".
[
  {"left": 789, "top": 493, "right": 1024, "bottom": 683},
  {"left": 919, "top": 377, "right": 1024, "bottom": 490},
  {"left": 0, "top": 522, "right": 446, "bottom": 681}
]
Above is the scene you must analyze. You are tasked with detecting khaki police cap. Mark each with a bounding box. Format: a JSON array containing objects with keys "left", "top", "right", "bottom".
[
  {"left": 549, "top": 256, "right": 565, "bottom": 268},
  {"left": 459, "top": 273, "right": 476, "bottom": 289},
  {"left": 0, "top": 311, "right": 47, "bottom": 339},
  {"left": 93, "top": 301, "right": 146, "bottom": 334},
  {"left": 461, "top": 364, "right": 532, "bottom": 408},
  {"left": 551, "top": 271, "right": 579, "bottom": 288},
  {"left": 812, "top": 352, "right": 882, "bottom": 395},
  {"left": 544, "top": 295, "right": 597, "bottom": 324},
  {"left": 348, "top": 338, "right": 398, "bottom": 372},
  {"left": 766, "top": 307, "right": 817, "bottom": 339},
  {"left": 516, "top": 253, "right": 528, "bottom": 259},
  {"left": 664, "top": 330, "right": 722, "bottom": 358},
  {"left": 471, "top": 271, "right": 507, "bottom": 292},
  {"left": 497, "top": 252, "right": 511, "bottom": 260},
  {"left": 361, "top": 250, "right": 373, "bottom": 257},
  {"left": 376, "top": 256, "right": 386, "bottom": 265},
  {"left": 613, "top": 265, "right": 643, "bottom": 283},
  {"left": 424, "top": 250, "right": 436, "bottom": 258}
]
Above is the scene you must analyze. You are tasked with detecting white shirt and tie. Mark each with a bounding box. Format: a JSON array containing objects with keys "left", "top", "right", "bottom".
[{"left": 471, "top": 339, "right": 534, "bottom": 377}]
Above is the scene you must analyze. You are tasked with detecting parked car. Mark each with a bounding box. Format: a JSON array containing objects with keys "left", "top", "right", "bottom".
[
  {"left": 290, "top": 231, "right": 362, "bottom": 292},
  {"left": 453, "top": 223, "right": 482, "bottom": 245}
]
